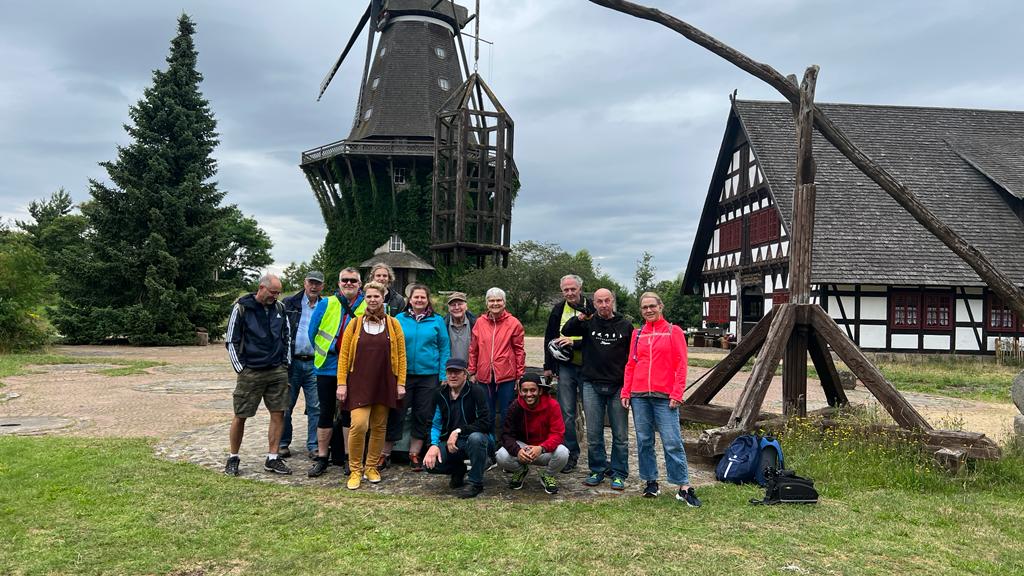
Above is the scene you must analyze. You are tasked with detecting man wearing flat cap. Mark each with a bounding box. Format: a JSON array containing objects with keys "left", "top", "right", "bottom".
[
  {"left": 280, "top": 270, "right": 325, "bottom": 459},
  {"left": 444, "top": 291, "right": 476, "bottom": 364},
  {"left": 423, "top": 357, "right": 493, "bottom": 498}
]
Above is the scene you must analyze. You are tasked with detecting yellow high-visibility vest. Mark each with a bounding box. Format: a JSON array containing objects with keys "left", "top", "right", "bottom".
[{"left": 313, "top": 296, "right": 366, "bottom": 368}]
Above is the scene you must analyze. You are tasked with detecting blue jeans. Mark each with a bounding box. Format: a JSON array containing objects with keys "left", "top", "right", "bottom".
[
  {"left": 485, "top": 380, "right": 516, "bottom": 436},
  {"left": 426, "top": 432, "right": 493, "bottom": 486},
  {"left": 630, "top": 396, "right": 690, "bottom": 486},
  {"left": 582, "top": 381, "right": 629, "bottom": 478},
  {"left": 281, "top": 357, "right": 319, "bottom": 452},
  {"left": 556, "top": 362, "right": 584, "bottom": 457}
]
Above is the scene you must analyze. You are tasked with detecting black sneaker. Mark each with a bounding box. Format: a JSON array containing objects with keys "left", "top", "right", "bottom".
[
  {"left": 307, "top": 457, "right": 329, "bottom": 478},
  {"left": 539, "top": 472, "right": 559, "bottom": 495},
  {"left": 508, "top": 466, "right": 529, "bottom": 490},
  {"left": 458, "top": 483, "right": 484, "bottom": 499},
  {"left": 449, "top": 471, "right": 466, "bottom": 489},
  {"left": 676, "top": 486, "right": 702, "bottom": 507},
  {"left": 278, "top": 446, "right": 291, "bottom": 459},
  {"left": 264, "top": 457, "right": 292, "bottom": 475},
  {"left": 642, "top": 480, "right": 660, "bottom": 498},
  {"left": 561, "top": 454, "right": 578, "bottom": 474},
  {"left": 224, "top": 456, "right": 240, "bottom": 476}
]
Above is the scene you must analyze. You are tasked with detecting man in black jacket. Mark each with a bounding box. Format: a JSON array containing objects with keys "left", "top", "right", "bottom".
[
  {"left": 224, "top": 273, "right": 292, "bottom": 476},
  {"left": 279, "top": 270, "right": 324, "bottom": 459},
  {"left": 543, "top": 274, "right": 594, "bottom": 472},
  {"left": 423, "top": 358, "right": 493, "bottom": 498},
  {"left": 559, "top": 288, "right": 633, "bottom": 489}
]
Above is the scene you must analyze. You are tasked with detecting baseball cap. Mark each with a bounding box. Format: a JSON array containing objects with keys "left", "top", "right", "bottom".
[
  {"left": 446, "top": 292, "right": 468, "bottom": 305},
  {"left": 305, "top": 270, "right": 325, "bottom": 282}
]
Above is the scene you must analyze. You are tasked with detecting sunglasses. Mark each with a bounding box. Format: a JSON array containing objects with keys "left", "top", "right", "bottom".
[{"left": 339, "top": 278, "right": 360, "bottom": 284}]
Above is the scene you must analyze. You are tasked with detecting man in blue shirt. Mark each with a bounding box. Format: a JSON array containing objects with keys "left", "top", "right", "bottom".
[{"left": 280, "top": 270, "right": 325, "bottom": 459}]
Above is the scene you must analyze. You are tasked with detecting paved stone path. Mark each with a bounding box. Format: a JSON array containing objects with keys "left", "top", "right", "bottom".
[{"left": 1, "top": 341, "right": 1017, "bottom": 501}]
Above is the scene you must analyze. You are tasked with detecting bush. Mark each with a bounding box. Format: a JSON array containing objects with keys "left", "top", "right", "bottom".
[{"left": 0, "top": 235, "right": 53, "bottom": 351}]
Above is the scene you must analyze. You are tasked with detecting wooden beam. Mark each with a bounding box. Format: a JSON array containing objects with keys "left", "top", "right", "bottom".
[
  {"left": 586, "top": 0, "right": 1024, "bottom": 323},
  {"left": 789, "top": 67, "right": 818, "bottom": 304},
  {"left": 729, "top": 303, "right": 796, "bottom": 430},
  {"left": 807, "top": 328, "right": 848, "bottom": 407},
  {"left": 809, "top": 306, "right": 932, "bottom": 430},
  {"left": 679, "top": 403, "right": 780, "bottom": 427},
  {"left": 685, "top": 307, "right": 774, "bottom": 405},
  {"left": 783, "top": 320, "right": 809, "bottom": 417}
]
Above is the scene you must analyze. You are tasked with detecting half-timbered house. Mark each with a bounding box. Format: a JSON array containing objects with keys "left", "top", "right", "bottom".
[{"left": 682, "top": 99, "right": 1024, "bottom": 354}]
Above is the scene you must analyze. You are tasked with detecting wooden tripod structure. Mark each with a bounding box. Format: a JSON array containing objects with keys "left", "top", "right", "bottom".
[{"left": 589, "top": 0, "right": 1014, "bottom": 461}]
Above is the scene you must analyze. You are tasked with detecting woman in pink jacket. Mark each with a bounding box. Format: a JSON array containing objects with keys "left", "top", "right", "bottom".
[{"left": 621, "top": 291, "right": 701, "bottom": 507}]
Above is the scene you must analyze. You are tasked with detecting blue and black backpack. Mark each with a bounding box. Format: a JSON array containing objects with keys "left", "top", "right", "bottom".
[{"left": 715, "top": 434, "right": 784, "bottom": 486}]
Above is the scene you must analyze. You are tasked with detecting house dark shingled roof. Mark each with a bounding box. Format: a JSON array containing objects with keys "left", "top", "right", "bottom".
[
  {"left": 733, "top": 100, "right": 1024, "bottom": 287},
  {"left": 347, "top": 1, "right": 468, "bottom": 141}
]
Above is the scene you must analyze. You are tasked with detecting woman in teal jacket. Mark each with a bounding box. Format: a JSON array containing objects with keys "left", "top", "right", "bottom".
[{"left": 388, "top": 284, "right": 450, "bottom": 470}]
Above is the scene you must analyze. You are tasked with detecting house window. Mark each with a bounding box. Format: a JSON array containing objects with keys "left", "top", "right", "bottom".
[
  {"left": 890, "top": 292, "right": 921, "bottom": 329},
  {"left": 749, "top": 208, "right": 780, "bottom": 246},
  {"left": 718, "top": 219, "right": 742, "bottom": 253},
  {"left": 438, "top": 78, "right": 450, "bottom": 91},
  {"left": 772, "top": 290, "right": 790, "bottom": 304},
  {"left": 389, "top": 234, "right": 404, "bottom": 252},
  {"left": 393, "top": 167, "right": 406, "bottom": 185},
  {"left": 708, "top": 295, "right": 731, "bottom": 324},
  {"left": 923, "top": 293, "right": 953, "bottom": 330},
  {"left": 987, "top": 295, "right": 1019, "bottom": 333}
]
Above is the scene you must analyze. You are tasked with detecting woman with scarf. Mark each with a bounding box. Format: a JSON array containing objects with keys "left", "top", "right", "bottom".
[{"left": 337, "top": 281, "right": 407, "bottom": 490}]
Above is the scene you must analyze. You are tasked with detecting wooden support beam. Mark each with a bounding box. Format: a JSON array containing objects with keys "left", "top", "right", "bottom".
[
  {"left": 809, "top": 306, "right": 932, "bottom": 430},
  {"left": 788, "top": 67, "right": 818, "bottom": 303},
  {"left": 807, "top": 328, "right": 848, "bottom": 407},
  {"left": 783, "top": 321, "right": 809, "bottom": 417},
  {"left": 729, "top": 303, "right": 796, "bottom": 430},
  {"left": 680, "top": 403, "right": 781, "bottom": 427},
  {"left": 685, "top": 307, "right": 774, "bottom": 405}
]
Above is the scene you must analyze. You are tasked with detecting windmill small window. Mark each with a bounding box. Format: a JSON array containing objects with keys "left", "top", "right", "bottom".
[
  {"left": 435, "top": 47, "right": 446, "bottom": 59},
  {"left": 371, "top": 77, "right": 381, "bottom": 91},
  {"left": 438, "top": 78, "right": 450, "bottom": 91},
  {"left": 379, "top": 45, "right": 387, "bottom": 58},
  {"left": 363, "top": 108, "right": 373, "bottom": 120}
]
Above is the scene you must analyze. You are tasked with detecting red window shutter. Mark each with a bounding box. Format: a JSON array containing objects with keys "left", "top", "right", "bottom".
[
  {"left": 773, "top": 290, "right": 790, "bottom": 304},
  {"left": 891, "top": 292, "right": 921, "bottom": 329},
  {"left": 719, "top": 220, "right": 742, "bottom": 253},
  {"left": 708, "top": 295, "right": 730, "bottom": 324},
  {"left": 923, "top": 294, "right": 952, "bottom": 330}
]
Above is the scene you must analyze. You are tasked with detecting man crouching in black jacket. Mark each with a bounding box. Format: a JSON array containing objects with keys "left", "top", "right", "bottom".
[{"left": 423, "top": 358, "right": 494, "bottom": 498}]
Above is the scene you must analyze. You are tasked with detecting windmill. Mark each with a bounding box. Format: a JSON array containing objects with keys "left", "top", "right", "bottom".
[{"left": 300, "top": 0, "right": 516, "bottom": 270}]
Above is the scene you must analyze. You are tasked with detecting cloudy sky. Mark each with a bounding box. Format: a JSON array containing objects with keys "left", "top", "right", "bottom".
[{"left": 2, "top": 1, "right": 1023, "bottom": 288}]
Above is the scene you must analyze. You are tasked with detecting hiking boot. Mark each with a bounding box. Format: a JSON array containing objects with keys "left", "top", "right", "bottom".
[
  {"left": 676, "top": 486, "right": 702, "bottom": 507},
  {"left": 409, "top": 453, "right": 423, "bottom": 472},
  {"left": 449, "top": 471, "right": 466, "bottom": 489},
  {"left": 278, "top": 446, "right": 291, "bottom": 459},
  {"left": 582, "top": 472, "right": 604, "bottom": 487},
  {"left": 264, "top": 457, "right": 292, "bottom": 475},
  {"left": 377, "top": 454, "right": 390, "bottom": 471},
  {"left": 346, "top": 471, "right": 361, "bottom": 490},
  {"left": 224, "top": 456, "right": 240, "bottom": 476},
  {"left": 539, "top": 472, "right": 559, "bottom": 495},
  {"left": 642, "top": 480, "right": 660, "bottom": 498},
  {"left": 561, "top": 454, "right": 578, "bottom": 474},
  {"left": 365, "top": 468, "right": 381, "bottom": 484},
  {"left": 307, "top": 457, "right": 329, "bottom": 478},
  {"left": 610, "top": 477, "right": 626, "bottom": 491},
  {"left": 458, "top": 483, "right": 484, "bottom": 499},
  {"left": 508, "top": 466, "right": 529, "bottom": 490}
]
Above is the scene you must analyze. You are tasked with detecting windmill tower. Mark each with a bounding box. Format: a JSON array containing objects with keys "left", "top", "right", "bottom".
[{"left": 301, "top": 0, "right": 516, "bottom": 270}]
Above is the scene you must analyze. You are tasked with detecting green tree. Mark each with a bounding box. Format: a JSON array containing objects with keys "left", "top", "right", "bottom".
[
  {"left": 634, "top": 251, "right": 656, "bottom": 298},
  {"left": 0, "top": 227, "right": 53, "bottom": 350},
  {"left": 49, "top": 15, "right": 271, "bottom": 345}
]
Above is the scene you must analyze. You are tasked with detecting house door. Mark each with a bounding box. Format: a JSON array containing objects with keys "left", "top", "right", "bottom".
[{"left": 740, "top": 285, "right": 764, "bottom": 338}]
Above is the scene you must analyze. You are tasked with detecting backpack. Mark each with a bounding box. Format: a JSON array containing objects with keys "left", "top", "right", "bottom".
[
  {"left": 754, "top": 435, "right": 784, "bottom": 487},
  {"left": 715, "top": 433, "right": 785, "bottom": 486},
  {"left": 715, "top": 434, "right": 760, "bottom": 483},
  {"left": 750, "top": 468, "right": 819, "bottom": 505}
]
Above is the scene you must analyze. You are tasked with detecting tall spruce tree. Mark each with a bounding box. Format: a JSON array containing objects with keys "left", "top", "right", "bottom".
[{"left": 52, "top": 14, "right": 271, "bottom": 345}]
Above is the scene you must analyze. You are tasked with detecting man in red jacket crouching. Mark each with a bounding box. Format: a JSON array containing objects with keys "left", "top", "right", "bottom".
[{"left": 495, "top": 373, "right": 568, "bottom": 495}]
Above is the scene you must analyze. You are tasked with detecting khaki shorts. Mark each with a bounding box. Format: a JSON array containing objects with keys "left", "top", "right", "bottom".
[{"left": 233, "top": 365, "right": 289, "bottom": 418}]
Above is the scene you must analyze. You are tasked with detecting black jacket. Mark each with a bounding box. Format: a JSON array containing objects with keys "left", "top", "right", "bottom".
[
  {"left": 430, "top": 382, "right": 492, "bottom": 445},
  {"left": 283, "top": 289, "right": 322, "bottom": 354},
  {"left": 226, "top": 293, "right": 290, "bottom": 373},
  {"left": 543, "top": 297, "right": 596, "bottom": 371},
  {"left": 561, "top": 312, "right": 634, "bottom": 388},
  {"left": 383, "top": 289, "right": 406, "bottom": 317}
]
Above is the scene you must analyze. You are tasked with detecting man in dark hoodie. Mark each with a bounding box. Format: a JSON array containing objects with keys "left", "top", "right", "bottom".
[
  {"left": 423, "top": 358, "right": 493, "bottom": 499},
  {"left": 496, "top": 373, "right": 568, "bottom": 495},
  {"left": 559, "top": 288, "right": 633, "bottom": 490},
  {"left": 224, "top": 273, "right": 292, "bottom": 476}
]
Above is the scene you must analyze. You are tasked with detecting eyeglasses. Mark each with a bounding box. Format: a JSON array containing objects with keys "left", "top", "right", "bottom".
[
  {"left": 339, "top": 278, "right": 360, "bottom": 284},
  {"left": 640, "top": 304, "right": 659, "bottom": 310}
]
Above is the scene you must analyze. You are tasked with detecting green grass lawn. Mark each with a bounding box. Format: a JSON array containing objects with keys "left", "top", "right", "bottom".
[
  {"left": 2, "top": 429, "right": 1022, "bottom": 575},
  {"left": 0, "top": 352, "right": 165, "bottom": 388}
]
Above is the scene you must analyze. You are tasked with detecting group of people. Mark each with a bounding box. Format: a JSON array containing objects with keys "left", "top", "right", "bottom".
[{"left": 224, "top": 267, "right": 700, "bottom": 506}]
